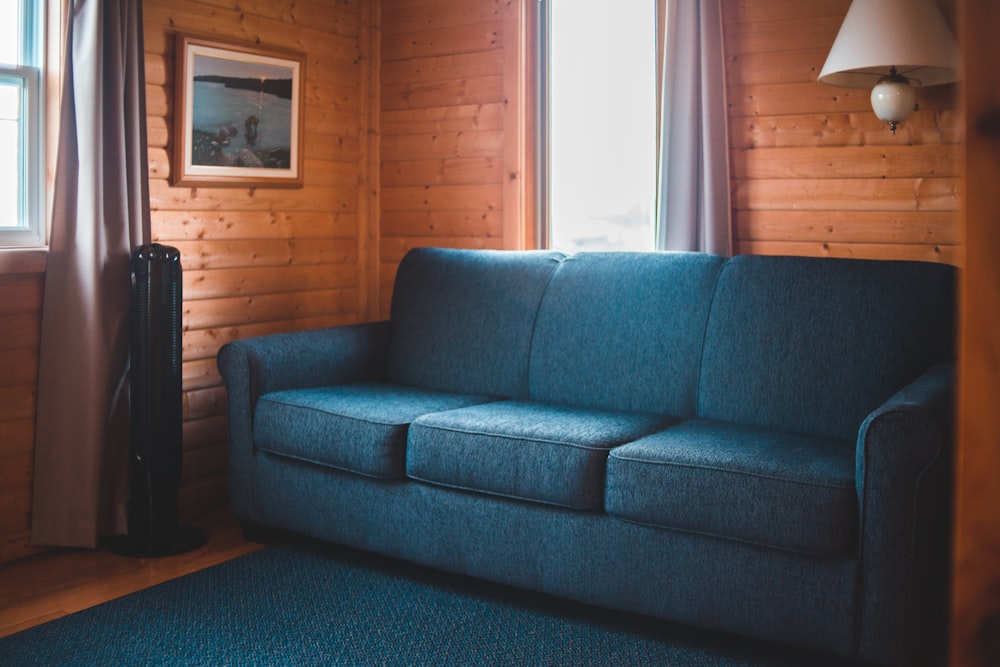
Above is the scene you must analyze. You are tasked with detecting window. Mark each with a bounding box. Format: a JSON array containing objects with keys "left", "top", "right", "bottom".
[
  {"left": 538, "top": 0, "right": 657, "bottom": 253},
  {"left": 0, "top": 0, "right": 44, "bottom": 247}
]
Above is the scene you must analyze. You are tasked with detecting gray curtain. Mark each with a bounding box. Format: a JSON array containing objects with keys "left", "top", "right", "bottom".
[
  {"left": 32, "top": 0, "right": 151, "bottom": 548},
  {"left": 655, "top": 0, "right": 732, "bottom": 254}
]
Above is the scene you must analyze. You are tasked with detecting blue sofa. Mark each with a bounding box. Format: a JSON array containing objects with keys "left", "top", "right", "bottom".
[{"left": 218, "top": 248, "right": 955, "bottom": 666}]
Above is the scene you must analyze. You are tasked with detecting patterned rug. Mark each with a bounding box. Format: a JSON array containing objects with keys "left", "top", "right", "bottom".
[{"left": 0, "top": 539, "right": 865, "bottom": 666}]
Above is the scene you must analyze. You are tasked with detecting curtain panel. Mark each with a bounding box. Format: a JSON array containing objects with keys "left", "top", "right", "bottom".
[
  {"left": 32, "top": 0, "right": 151, "bottom": 548},
  {"left": 655, "top": 0, "right": 732, "bottom": 255}
]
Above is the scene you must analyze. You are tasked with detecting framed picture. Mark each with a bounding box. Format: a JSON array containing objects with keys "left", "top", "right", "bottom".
[{"left": 172, "top": 34, "right": 305, "bottom": 188}]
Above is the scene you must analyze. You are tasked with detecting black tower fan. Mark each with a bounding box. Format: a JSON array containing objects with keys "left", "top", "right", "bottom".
[{"left": 110, "top": 244, "right": 205, "bottom": 557}]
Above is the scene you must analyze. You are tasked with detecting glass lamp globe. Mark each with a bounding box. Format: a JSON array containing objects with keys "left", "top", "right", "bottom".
[{"left": 870, "top": 73, "right": 917, "bottom": 134}]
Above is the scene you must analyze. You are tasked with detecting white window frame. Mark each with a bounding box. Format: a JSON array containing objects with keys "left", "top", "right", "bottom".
[{"left": 0, "top": 0, "right": 46, "bottom": 248}]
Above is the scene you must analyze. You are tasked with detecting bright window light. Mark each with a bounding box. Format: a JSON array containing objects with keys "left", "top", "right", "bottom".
[
  {"left": 546, "top": 0, "right": 657, "bottom": 253},
  {"left": 0, "top": 0, "right": 20, "bottom": 67},
  {"left": 0, "top": 81, "right": 20, "bottom": 229}
]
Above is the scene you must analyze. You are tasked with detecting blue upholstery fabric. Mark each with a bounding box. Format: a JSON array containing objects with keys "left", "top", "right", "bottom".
[
  {"left": 407, "top": 401, "right": 674, "bottom": 509},
  {"left": 251, "top": 453, "right": 860, "bottom": 658},
  {"left": 219, "top": 249, "right": 958, "bottom": 666},
  {"left": 606, "top": 419, "right": 856, "bottom": 555},
  {"left": 386, "top": 248, "right": 564, "bottom": 398},
  {"left": 217, "top": 321, "right": 391, "bottom": 515},
  {"left": 254, "top": 382, "right": 492, "bottom": 479},
  {"left": 218, "top": 322, "right": 391, "bottom": 397},
  {"left": 529, "top": 252, "right": 724, "bottom": 414},
  {"left": 698, "top": 255, "right": 955, "bottom": 441},
  {"left": 854, "top": 363, "right": 954, "bottom": 664}
]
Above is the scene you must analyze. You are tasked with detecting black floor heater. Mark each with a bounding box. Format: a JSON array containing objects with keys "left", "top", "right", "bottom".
[{"left": 109, "top": 244, "right": 205, "bottom": 557}]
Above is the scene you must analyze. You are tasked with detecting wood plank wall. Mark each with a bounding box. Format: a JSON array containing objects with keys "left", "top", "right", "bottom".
[
  {"left": 378, "top": 0, "right": 516, "bottom": 317},
  {"left": 952, "top": 1, "right": 1000, "bottom": 664},
  {"left": 723, "top": 0, "right": 961, "bottom": 264},
  {"left": 373, "top": 0, "right": 962, "bottom": 316},
  {"left": 0, "top": 257, "right": 45, "bottom": 564},
  {"left": 142, "top": 0, "right": 374, "bottom": 515}
]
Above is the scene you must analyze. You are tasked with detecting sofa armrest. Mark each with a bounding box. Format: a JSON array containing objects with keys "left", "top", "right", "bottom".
[
  {"left": 855, "top": 362, "right": 954, "bottom": 665},
  {"left": 217, "top": 321, "right": 391, "bottom": 520},
  {"left": 218, "top": 321, "right": 391, "bottom": 398}
]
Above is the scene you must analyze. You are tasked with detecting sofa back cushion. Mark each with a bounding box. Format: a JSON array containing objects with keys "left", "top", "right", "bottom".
[
  {"left": 386, "top": 247, "right": 564, "bottom": 398},
  {"left": 529, "top": 252, "right": 725, "bottom": 415},
  {"left": 698, "top": 255, "right": 956, "bottom": 441}
]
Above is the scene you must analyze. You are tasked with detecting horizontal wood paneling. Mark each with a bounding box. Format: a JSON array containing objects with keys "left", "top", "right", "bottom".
[
  {"left": 0, "top": 271, "right": 43, "bottom": 564},
  {"left": 730, "top": 109, "right": 962, "bottom": 149},
  {"left": 723, "top": 0, "right": 961, "bottom": 264},
  {"left": 731, "top": 145, "right": 959, "bottom": 180},
  {"left": 724, "top": 15, "right": 845, "bottom": 56},
  {"left": 380, "top": 102, "right": 504, "bottom": 135},
  {"left": 381, "top": 130, "right": 504, "bottom": 160},
  {"left": 141, "top": 0, "right": 369, "bottom": 540},
  {"left": 381, "top": 0, "right": 501, "bottom": 37},
  {"left": 382, "top": 50, "right": 504, "bottom": 85},
  {"left": 381, "top": 21, "right": 502, "bottom": 62},
  {"left": 722, "top": 0, "right": 850, "bottom": 24},
  {"left": 735, "top": 210, "right": 959, "bottom": 244},
  {"left": 152, "top": 210, "right": 356, "bottom": 240},
  {"left": 381, "top": 157, "right": 503, "bottom": 187},
  {"left": 378, "top": 0, "right": 515, "bottom": 318}
]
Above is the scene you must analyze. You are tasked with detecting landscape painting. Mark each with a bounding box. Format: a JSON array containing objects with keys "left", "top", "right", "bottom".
[{"left": 173, "top": 35, "right": 305, "bottom": 187}]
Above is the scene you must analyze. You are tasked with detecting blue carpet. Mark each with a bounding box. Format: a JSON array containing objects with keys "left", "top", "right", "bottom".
[{"left": 0, "top": 539, "right": 867, "bottom": 666}]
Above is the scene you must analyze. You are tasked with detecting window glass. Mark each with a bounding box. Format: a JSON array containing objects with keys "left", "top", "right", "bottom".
[
  {"left": 0, "top": 81, "right": 20, "bottom": 228},
  {"left": 0, "top": 0, "right": 20, "bottom": 66},
  {"left": 0, "top": 0, "right": 43, "bottom": 246},
  {"left": 545, "top": 0, "right": 657, "bottom": 253}
]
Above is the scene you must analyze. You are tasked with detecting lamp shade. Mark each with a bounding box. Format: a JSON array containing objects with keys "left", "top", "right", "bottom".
[{"left": 818, "top": 0, "right": 960, "bottom": 89}]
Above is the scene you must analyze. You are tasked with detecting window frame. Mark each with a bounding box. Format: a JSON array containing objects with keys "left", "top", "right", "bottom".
[
  {"left": 0, "top": 0, "right": 46, "bottom": 249},
  {"left": 533, "top": 0, "right": 550, "bottom": 250}
]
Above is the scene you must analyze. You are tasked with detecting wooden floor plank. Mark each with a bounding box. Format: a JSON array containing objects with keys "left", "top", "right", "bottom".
[{"left": 0, "top": 507, "right": 262, "bottom": 639}]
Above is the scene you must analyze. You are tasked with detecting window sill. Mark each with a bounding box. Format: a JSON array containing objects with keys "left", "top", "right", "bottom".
[{"left": 0, "top": 248, "right": 48, "bottom": 275}]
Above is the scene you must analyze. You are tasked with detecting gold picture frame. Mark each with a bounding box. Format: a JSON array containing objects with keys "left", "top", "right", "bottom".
[{"left": 172, "top": 34, "right": 305, "bottom": 188}]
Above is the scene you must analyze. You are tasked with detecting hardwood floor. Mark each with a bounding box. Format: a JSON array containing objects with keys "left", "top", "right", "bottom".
[{"left": 0, "top": 507, "right": 262, "bottom": 638}]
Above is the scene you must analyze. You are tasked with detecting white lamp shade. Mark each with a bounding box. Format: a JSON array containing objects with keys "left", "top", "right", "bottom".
[
  {"left": 870, "top": 78, "right": 917, "bottom": 122},
  {"left": 818, "top": 0, "right": 960, "bottom": 88}
]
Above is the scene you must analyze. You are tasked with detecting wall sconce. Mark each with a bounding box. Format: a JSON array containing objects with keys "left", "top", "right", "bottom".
[{"left": 819, "top": 0, "right": 959, "bottom": 134}]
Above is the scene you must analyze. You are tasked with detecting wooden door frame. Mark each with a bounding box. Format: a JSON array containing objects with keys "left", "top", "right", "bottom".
[
  {"left": 951, "top": 1, "right": 1000, "bottom": 665},
  {"left": 502, "top": 0, "right": 538, "bottom": 250}
]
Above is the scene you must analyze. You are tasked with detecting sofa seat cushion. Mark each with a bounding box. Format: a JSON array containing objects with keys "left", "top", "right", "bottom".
[
  {"left": 605, "top": 419, "right": 857, "bottom": 555},
  {"left": 254, "top": 382, "right": 493, "bottom": 479},
  {"left": 407, "top": 401, "right": 674, "bottom": 510}
]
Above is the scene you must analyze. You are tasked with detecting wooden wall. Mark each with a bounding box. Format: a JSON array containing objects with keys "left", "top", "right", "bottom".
[
  {"left": 377, "top": 0, "right": 529, "bottom": 317},
  {"left": 724, "top": 0, "right": 961, "bottom": 264},
  {"left": 952, "top": 0, "right": 1000, "bottom": 664},
  {"left": 142, "top": 0, "right": 376, "bottom": 513},
  {"left": 0, "top": 255, "right": 45, "bottom": 564},
  {"left": 373, "top": 0, "right": 963, "bottom": 301}
]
